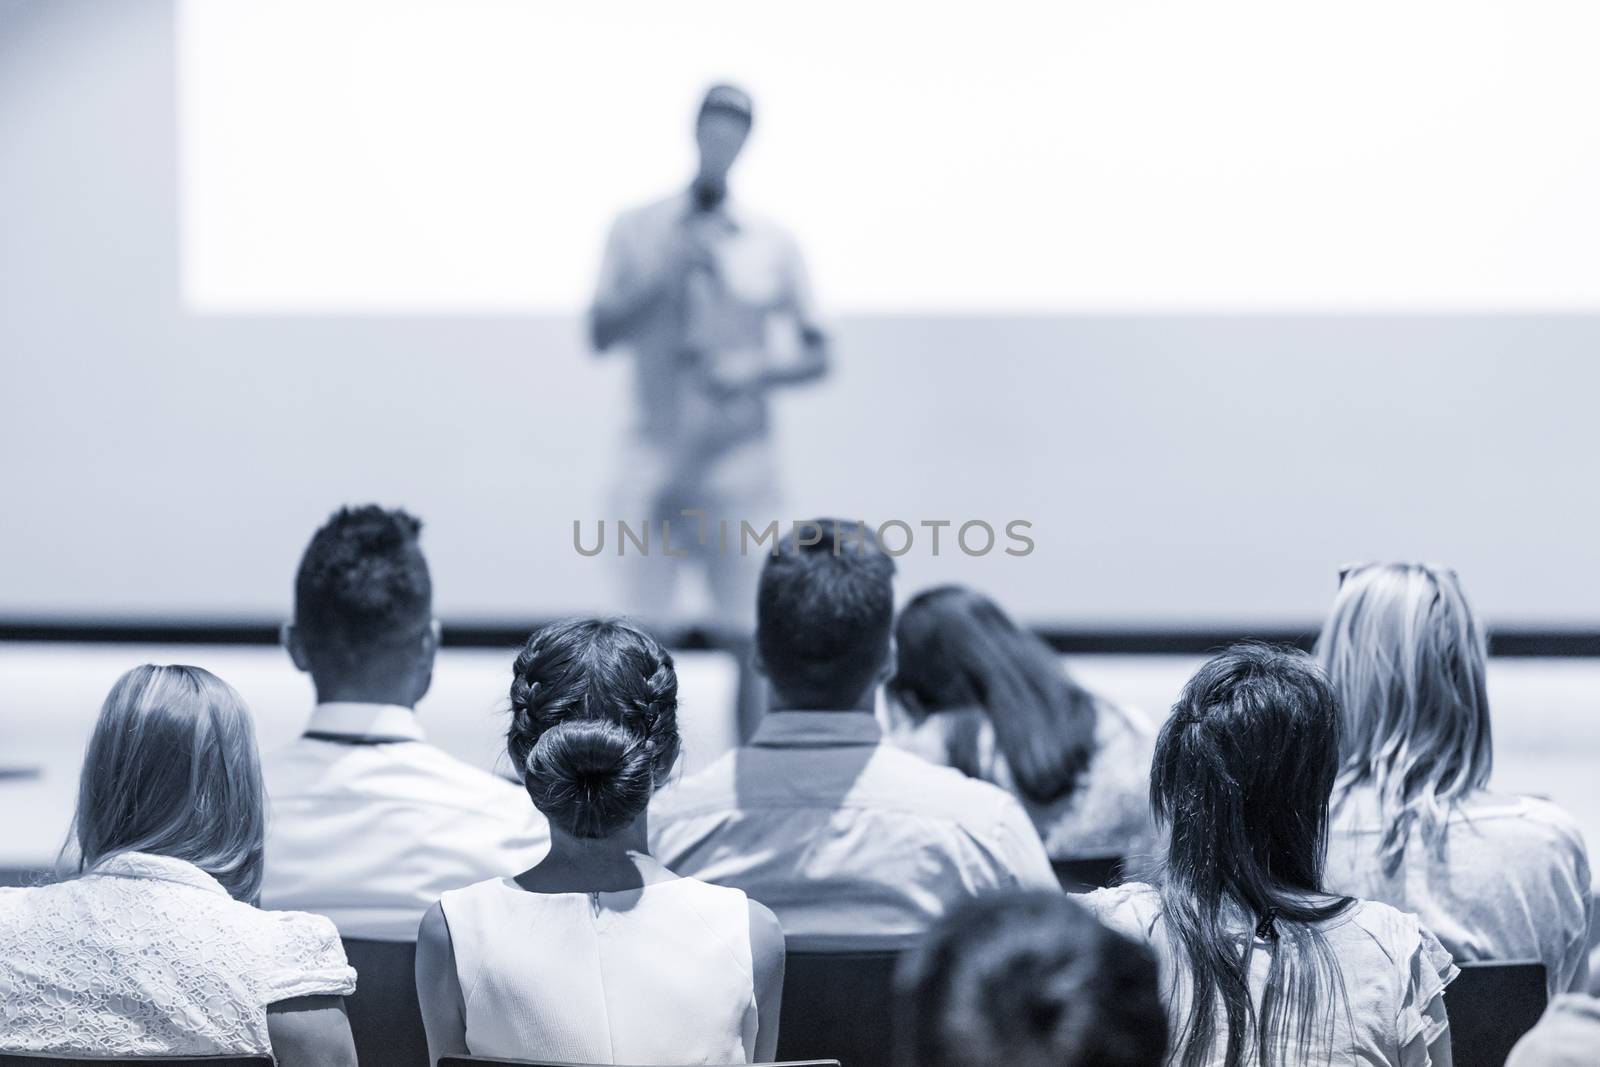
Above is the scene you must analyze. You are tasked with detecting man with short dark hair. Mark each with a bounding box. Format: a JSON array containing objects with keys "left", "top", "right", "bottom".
[
  {"left": 650, "top": 519, "right": 1057, "bottom": 946},
  {"left": 261, "top": 505, "right": 548, "bottom": 940}
]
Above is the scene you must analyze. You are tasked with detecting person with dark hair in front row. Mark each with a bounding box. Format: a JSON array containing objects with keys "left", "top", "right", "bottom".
[
  {"left": 895, "top": 892, "right": 1168, "bottom": 1067},
  {"left": 1081, "top": 643, "right": 1457, "bottom": 1067},
  {"left": 261, "top": 506, "right": 548, "bottom": 940},
  {"left": 651, "top": 520, "right": 1057, "bottom": 946},
  {"left": 415, "top": 619, "right": 786, "bottom": 1065}
]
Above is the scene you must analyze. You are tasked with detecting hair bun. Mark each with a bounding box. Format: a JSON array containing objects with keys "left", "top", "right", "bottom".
[{"left": 523, "top": 718, "right": 655, "bottom": 839}]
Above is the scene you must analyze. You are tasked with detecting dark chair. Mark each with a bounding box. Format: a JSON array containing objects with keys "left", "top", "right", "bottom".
[
  {"left": 1051, "top": 855, "right": 1124, "bottom": 893},
  {"left": 774, "top": 948, "right": 901, "bottom": 1067},
  {"left": 440, "top": 1060, "right": 838, "bottom": 1067},
  {"left": 341, "top": 938, "right": 429, "bottom": 1067},
  {"left": 0, "top": 868, "right": 46, "bottom": 888},
  {"left": 1445, "top": 961, "right": 1547, "bottom": 1067},
  {"left": 0, "top": 1058, "right": 271, "bottom": 1066}
]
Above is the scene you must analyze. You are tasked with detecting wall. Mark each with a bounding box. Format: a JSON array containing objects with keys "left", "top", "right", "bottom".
[{"left": 5, "top": 2, "right": 1600, "bottom": 629}]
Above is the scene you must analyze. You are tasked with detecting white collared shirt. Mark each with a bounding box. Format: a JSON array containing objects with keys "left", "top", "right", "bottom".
[
  {"left": 648, "top": 710, "right": 1059, "bottom": 948},
  {"left": 260, "top": 703, "right": 549, "bottom": 941},
  {"left": 0, "top": 852, "right": 354, "bottom": 1056}
]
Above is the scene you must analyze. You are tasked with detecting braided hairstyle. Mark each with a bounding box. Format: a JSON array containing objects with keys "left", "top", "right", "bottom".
[{"left": 508, "top": 619, "right": 681, "bottom": 839}]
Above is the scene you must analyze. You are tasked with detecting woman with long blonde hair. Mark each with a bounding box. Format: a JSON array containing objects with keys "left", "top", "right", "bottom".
[
  {"left": 0, "top": 665, "right": 358, "bottom": 1065},
  {"left": 1318, "top": 563, "right": 1592, "bottom": 996}
]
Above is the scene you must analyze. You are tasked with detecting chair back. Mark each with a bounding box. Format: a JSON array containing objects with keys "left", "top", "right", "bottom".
[
  {"left": 341, "top": 937, "right": 429, "bottom": 1067},
  {"left": 1050, "top": 855, "right": 1124, "bottom": 893},
  {"left": 0, "top": 867, "right": 46, "bottom": 888},
  {"left": 0, "top": 1057, "right": 271, "bottom": 1066},
  {"left": 439, "top": 1060, "right": 839, "bottom": 1066},
  {"left": 1445, "top": 961, "right": 1547, "bottom": 1067},
  {"left": 775, "top": 948, "right": 901, "bottom": 1067}
]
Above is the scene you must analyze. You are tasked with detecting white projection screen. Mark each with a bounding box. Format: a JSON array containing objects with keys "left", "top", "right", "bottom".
[
  {"left": 4, "top": 0, "right": 1600, "bottom": 627},
  {"left": 181, "top": 0, "right": 1600, "bottom": 314}
]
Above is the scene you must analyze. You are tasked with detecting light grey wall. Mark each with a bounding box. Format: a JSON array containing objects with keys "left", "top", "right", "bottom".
[{"left": 5, "top": 1, "right": 1600, "bottom": 627}]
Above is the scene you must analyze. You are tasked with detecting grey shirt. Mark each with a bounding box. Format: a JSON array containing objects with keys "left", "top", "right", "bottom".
[{"left": 1325, "top": 785, "right": 1593, "bottom": 998}]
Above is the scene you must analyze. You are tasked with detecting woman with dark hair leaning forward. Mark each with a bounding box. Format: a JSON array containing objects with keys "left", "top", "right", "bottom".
[
  {"left": 887, "top": 585, "right": 1155, "bottom": 868},
  {"left": 416, "top": 619, "right": 786, "bottom": 1064},
  {"left": 0, "top": 665, "right": 357, "bottom": 1066},
  {"left": 1082, "top": 643, "right": 1457, "bottom": 1067}
]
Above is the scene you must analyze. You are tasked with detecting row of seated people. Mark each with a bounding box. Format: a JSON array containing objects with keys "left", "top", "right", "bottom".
[{"left": 0, "top": 506, "right": 1593, "bottom": 1067}]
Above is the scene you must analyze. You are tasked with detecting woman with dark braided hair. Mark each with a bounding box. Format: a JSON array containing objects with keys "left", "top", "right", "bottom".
[
  {"left": 415, "top": 619, "right": 786, "bottom": 1064},
  {"left": 1081, "top": 643, "right": 1458, "bottom": 1067}
]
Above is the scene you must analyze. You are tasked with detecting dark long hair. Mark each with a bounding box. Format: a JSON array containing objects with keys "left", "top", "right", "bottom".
[
  {"left": 1151, "top": 643, "right": 1354, "bottom": 1067},
  {"left": 890, "top": 586, "right": 1097, "bottom": 804}
]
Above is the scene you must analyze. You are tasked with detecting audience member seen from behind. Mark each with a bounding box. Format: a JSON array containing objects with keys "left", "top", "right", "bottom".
[
  {"left": 1319, "top": 562, "right": 1592, "bottom": 997},
  {"left": 895, "top": 891, "right": 1168, "bottom": 1067},
  {"left": 887, "top": 585, "right": 1155, "bottom": 867},
  {"left": 651, "top": 520, "right": 1057, "bottom": 947},
  {"left": 261, "top": 505, "right": 549, "bottom": 940},
  {"left": 416, "top": 619, "right": 786, "bottom": 1065},
  {"left": 1082, "top": 644, "right": 1457, "bottom": 1067},
  {"left": 1505, "top": 993, "right": 1600, "bottom": 1067},
  {"left": 0, "top": 666, "right": 357, "bottom": 1066}
]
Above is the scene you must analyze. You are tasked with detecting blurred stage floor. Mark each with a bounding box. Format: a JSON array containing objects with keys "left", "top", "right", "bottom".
[{"left": 2, "top": 644, "right": 1597, "bottom": 889}]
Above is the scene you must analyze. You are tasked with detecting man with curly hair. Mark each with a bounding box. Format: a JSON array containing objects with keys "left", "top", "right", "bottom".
[{"left": 261, "top": 505, "right": 548, "bottom": 941}]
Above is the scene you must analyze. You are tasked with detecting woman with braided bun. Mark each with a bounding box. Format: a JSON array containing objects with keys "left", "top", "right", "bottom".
[{"left": 415, "top": 619, "right": 786, "bottom": 1064}]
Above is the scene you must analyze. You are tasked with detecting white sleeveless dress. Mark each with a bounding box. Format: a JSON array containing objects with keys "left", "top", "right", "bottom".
[{"left": 438, "top": 876, "right": 759, "bottom": 1064}]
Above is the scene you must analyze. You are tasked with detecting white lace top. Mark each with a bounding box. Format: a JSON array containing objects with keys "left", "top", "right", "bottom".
[{"left": 0, "top": 852, "right": 356, "bottom": 1056}]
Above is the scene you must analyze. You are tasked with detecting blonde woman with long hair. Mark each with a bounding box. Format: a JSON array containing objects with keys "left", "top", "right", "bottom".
[
  {"left": 0, "top": 665, "right": 358, "bottom": 1065},
  {"left": 1318, "top": 563, "right": 1592, "bottom": 997}
]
